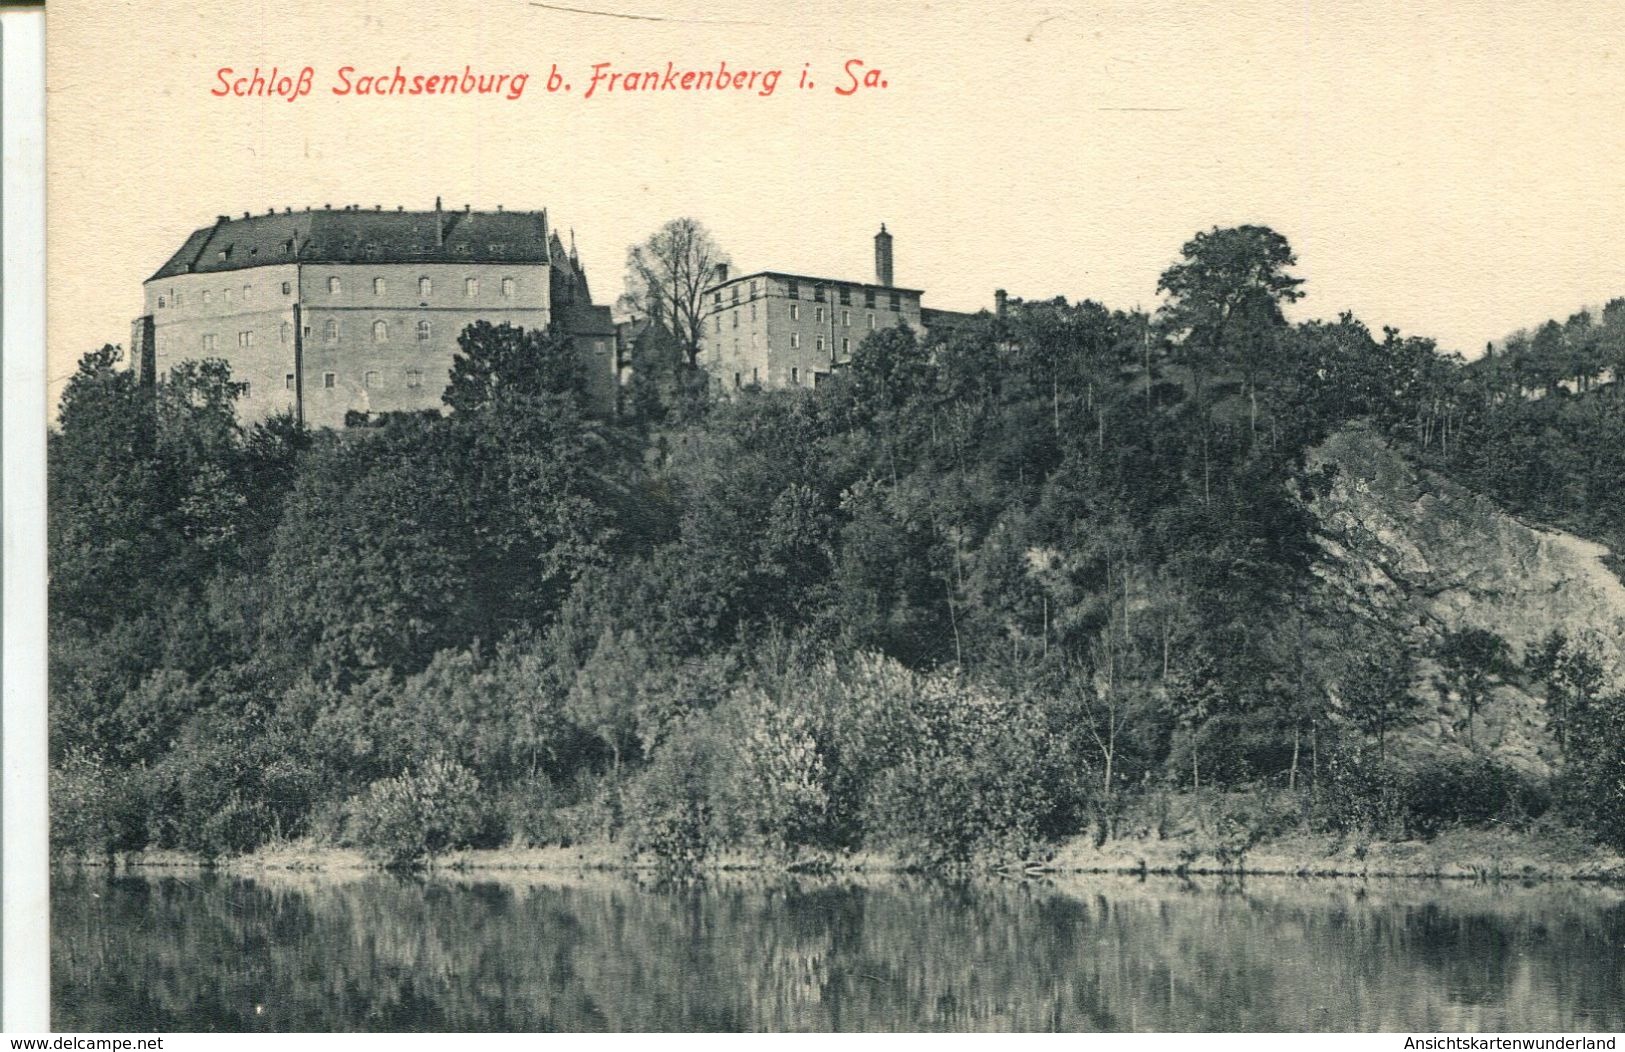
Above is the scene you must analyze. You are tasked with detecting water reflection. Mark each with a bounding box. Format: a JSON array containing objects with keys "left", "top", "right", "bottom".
[{"left": 51, "top": 869, "right": 1625, "bottom": 1032}]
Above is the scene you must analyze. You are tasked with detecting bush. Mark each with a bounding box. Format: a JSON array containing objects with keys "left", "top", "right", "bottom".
[
  {"left": 857, "top": 669, "right": 1060, "bottom": 867},
  {"left": 714, "top": 687, "right": 831, "bottom": 856},
  {"left": 1400, "top": 756, "right": 1549, "bottom": 837},
  {"left": 1310, "top": 746, "right": 1408, "bottom": 837},
  {"left": 620, "top": 716, "right": 724, "bottom": 874},
  {"left": 50, "top": 751, "right": 147, "bottom": 860},
  {"left": 345, "top": 758, "right": 489, "bottom": 867},
  {"left": 1554, "top": 692, "right": 1625, "bottom": 849}
]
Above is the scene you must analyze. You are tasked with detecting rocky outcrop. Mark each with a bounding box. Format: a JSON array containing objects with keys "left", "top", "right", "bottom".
[{"left": 1307, "top": 422, "right": 1625, "bottom": 773}]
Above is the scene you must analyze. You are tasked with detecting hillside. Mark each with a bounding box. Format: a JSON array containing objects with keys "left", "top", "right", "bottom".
[{"left": 1309, "top": 423, "right": 1625, "bottom": 775}]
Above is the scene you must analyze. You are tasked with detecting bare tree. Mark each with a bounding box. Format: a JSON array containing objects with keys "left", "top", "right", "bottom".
[{"left": 620, "top": 218, "right": 730, "bottom": 371}]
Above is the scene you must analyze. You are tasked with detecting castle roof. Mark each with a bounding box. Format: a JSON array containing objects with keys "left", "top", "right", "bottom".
[
  {"left": 148, "top": 205, "right": 553, "bottom": 281},
  {"left": 707, "top": 270, "right": 924, "bottom": 296}
]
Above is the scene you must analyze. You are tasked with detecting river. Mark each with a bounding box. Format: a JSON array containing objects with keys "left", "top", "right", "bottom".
[{"left": 50, "top": 869, "right": 1625, "bottom": 1032}]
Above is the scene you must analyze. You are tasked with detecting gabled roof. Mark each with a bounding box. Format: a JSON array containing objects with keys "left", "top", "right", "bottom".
[{"left": 148, "top": 206, "right": 553, "bottom": 281}]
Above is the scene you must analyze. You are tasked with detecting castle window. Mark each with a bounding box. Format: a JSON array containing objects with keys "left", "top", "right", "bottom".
[
  {"left": 731, "top": 286, "right": 740, "bottom": 303},
  {"left": 364, "top": 371, "right": 379, "bottom": 389},
  {"left": 868, "top": 313, "right": 877, "bottom": 331},
  {"left": 816, "top": 334, "right": 825, "bottom": 352},
  {"left": 237, "top": 330, "right": 252, "bottom": 348},
  {"left": 752, "top": 367, "right": 759, "bottom": 384},
  {"left": 889, "top": 291, "right": 901, "bottom": 311},
  {"left": 324, "top": 319, "right": 338, "bottom": 343},
  {"left": 713, "top": 291, "right": 721, "bottom": 306},
  {"left": 734, "top": 372, "right": 741, "bottom": 389},
  {"left": 814, "top": 286, "right": 826, "bottom": 303},
  {"left": 201, "top": 290, "right": 211, "bottom": 306},
  {"left": 242, "top": 381, "right": 251, "bottom": 397},
  {"left": 406, "top": 369, "right": 422, "bottom": 388},
  {"left": 374, "top": 277, "right": 386, "bottom": 295},
  {"left": 787, "top": 280, "right": 800, "bottom": 300},
  {"left": 323, "top": 372, "right": 336, "bottom": 388},
  {"left": 373, "top": 320, "right": 388, "bottom": 342},
  {"left": 419, "top": 276, "right": 432, "bottom": 297},
  {"left": 791, "top": 367, "right": 799, "bottom": 384},
  {"left": 838, "top": 287, "right": 851, "bottom": 306},
  {"left": 732, "top": 312, "right": 739, "bottom": 329},
  {"left": 749, "top": 280, "right": 757, "bottom": 298},
  {"left": 789, "top": 304, "right": 800, "bottom": 321},
  {"left": 595, "top": 340, "right": 609, "bottom": 355},
  {"left": 417, "top": 320, "right": 431, "bottom": 341},
  {"left": 285, "top": 373, "right": 295, "bottom": 390},
  {"left": 502, "top": 277, "right": 515, "bottom": 298},
  {"left": 282, "top": 281, "right": 292, "bottom": 295},
  {"left": 172, "top": 290, "right": 183, "bottom": 307},
  {"left": 750, "top": 304, "right": 757, "bottom": 321},
  {"left": 465, "top": 277, "right": 478, "bottom": 297},
  {"left": 281, "top": 321, "right": 292, "bottom": 344},
  {"left": 815, "top": 306, "right": 824, "bottom": 324},
  {"left": 842, "top": 310, "right": 851, "bottom": 327},
  {"left": 842, "top": 337, "right": 851, "bottom": 355},
  {"left": 223, "top": 288, "right": 233, "bottom": 306},
  {"left": 790, "top": 332, "right": 800, "bottom": 349},
  {"left": 328, "top": 276, "right": 341, "bottom": 295},
  {"left": 158, "top": 296, "right": 166, "bottom": 308},
  {"left": 714, "top": 316, "right": 721, "bottom": 334},
  {"left": 202, "top": 333, "right": 216, "bottom": 351},
  {"left": 865, "top": 289, "right": 876, "bottom": 308},
  {"left": 243, "top": 284, "right": 253, "bottom": 301}
]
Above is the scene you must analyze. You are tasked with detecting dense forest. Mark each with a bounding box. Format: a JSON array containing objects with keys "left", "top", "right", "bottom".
[{"left": 49, "top": 225, "right": 1625, "bottom": 870}]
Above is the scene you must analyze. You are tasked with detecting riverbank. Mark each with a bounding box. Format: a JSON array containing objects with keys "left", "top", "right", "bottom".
[{"left": 93, "top": 823, "right": 1625, "bottom": 882}]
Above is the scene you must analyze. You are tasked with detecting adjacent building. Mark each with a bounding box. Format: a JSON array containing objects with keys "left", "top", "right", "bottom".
[
  {"left": 131, "top": 200, "right": 616, "bottom": 428},
  {"left": 699, "top": 226, "right": 980, "bottom": 393}
]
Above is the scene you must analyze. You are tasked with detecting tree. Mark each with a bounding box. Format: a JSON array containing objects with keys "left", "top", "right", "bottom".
[
  {"left": 1156, "top": 226, "right": 1305, "bottom": 401},
  {"left": 1156, "top": 225, "right": 1305, "bottom": 497},
  {"left": 1433, "top": 628, "right": 1509, "bottom": 747},
  {"left": 620, "top": 218, "right": 730, "bottom": 371},
  {"left": 1339, "top": 627, "right": 1418, "bottom": 761},
  {"left": 443, "top": 320, "right": 584, "bottom": 414}
]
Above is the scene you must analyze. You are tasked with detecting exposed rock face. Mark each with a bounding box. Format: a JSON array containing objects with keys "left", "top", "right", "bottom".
[{"left": 1306, "top": 423, "right": 1625, "bottom": 774}]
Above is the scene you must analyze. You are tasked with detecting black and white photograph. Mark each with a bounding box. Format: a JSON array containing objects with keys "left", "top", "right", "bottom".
[{"left": 17, "top": 0, "right": 1625, "bottom": 1036}]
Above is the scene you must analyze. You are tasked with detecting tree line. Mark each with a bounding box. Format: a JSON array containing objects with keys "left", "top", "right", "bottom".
[{"left": 49, "top": 225, "right": 1625, "bottom": 869}]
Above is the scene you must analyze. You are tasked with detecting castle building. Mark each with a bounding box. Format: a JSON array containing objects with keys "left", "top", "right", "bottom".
[
  {"left": 131, "top": 200, "right": 616, "bottom": 428},
  {"left": 700, "top": 226, "right": 976, "bottom": 393}
]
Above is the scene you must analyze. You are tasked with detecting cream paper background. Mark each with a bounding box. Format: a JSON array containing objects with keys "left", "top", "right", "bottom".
[{"left": 45, "top": 0, "right": 1625, "bottom": 405}]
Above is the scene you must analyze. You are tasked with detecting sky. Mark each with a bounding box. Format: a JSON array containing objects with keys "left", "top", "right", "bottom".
[{"left": 46, "top": 0, "right": 1625, "bottom": 403}]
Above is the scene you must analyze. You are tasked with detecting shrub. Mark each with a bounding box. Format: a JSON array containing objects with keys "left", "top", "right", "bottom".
[
  {"left": 1400, "top": 756, "right": 1549, "bottom": 837},
  {"left": 620, "top": 716, "right": 724, "bottom": 874},
  {"left": 50, "top": 751, "right": 147, "bottom": 860},
  {"left": 715, "top": 687, "right": 831, "bottom": 855},
  {"left": 345, "top": 758, "right": 489, "bottom": 867},
  {"left": 1554, "top": 692, "right": 1625, "bottom": 850},
  {"left": 858, "top": 670, "right": 1059, "bottom": 867}
]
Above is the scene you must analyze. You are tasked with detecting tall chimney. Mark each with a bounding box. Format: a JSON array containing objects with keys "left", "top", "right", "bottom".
[
  {"left": 995, "top": 288, "right": 1008, "bottom": 317},
  {"left": 874, "top": 223, "right": 894, "bottom": 287},
  {"left": 435, "top": 195, "right": 444, "bottom": 247}
]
